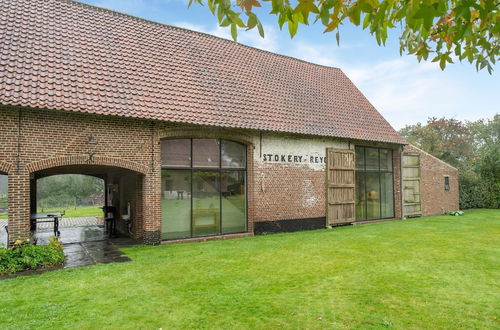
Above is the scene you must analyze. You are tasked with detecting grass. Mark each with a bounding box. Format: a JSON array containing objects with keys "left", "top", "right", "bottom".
[
  {"left": 36, "top": 206, "right": 103, "bottom": 218},
  {"left": 0, "top": 209, "right": 498, "bottom": 329}
]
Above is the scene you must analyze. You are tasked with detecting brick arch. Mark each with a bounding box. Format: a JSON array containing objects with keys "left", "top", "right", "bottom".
[
  {"left": 158, "top": 128, "right": 254, "bottom": 147},
  {"left": 26, "top": 155, "right": 149, "bottom": 175},
  {"left": 0, "top": 161, "right": 12, "bottom": 175}
]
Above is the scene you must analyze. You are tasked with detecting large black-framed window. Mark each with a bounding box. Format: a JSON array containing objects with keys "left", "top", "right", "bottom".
[
  {"left": 160, "top": 139, "right": 247, "bottom": 240},
  {"left": 355, "top": 147, "right": 394, "bottom": 221}
]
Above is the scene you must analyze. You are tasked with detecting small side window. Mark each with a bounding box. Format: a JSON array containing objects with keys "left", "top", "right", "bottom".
[{"left": 444, "top": 176, "right": 450, "bottom": 191}]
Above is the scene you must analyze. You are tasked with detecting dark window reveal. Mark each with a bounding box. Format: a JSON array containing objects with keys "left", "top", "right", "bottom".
[{"left": 444, "top": 176, "right": 450, "bottom": 191}]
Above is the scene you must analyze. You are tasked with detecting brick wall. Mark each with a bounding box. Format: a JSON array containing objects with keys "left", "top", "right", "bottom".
[
  {"left": 404, "top": 145, "right": 459, "bottom": 216},
  {"left": 1, "top": 105, "right": 415, "bottom": 244},
  {"left": 0, "top": 106, "right": 156, "bottom": 243}
]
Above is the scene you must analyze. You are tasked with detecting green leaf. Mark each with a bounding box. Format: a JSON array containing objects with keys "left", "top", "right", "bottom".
[
  {"left": 335, "top": 30, "right": 340, "bottom": 46},
  {"left": 257, "top": 20, "right": 265, "bottom": 37},
  {"left": 347, "top": 4, "right": 361, "bottom": 26},
  {"left": 247, "top": 12, "right": 257, "bottom": 29},
  {"left": 288, "top": 19, "right": 299, "bottom": 38},
  {"left": 231, "top": 23, "right": 238, "bottom": 41},
  {"left": 362, "top": 13, "right": 371, "bottom": 29}
]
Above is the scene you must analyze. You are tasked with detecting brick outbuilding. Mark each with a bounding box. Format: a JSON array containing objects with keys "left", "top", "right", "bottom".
[{"left": 0, "top": 0, "right": 459, "bottom": 245}]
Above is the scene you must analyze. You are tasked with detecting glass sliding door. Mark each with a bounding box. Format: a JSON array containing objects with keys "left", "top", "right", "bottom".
[
  {"left": 355, "top": 147, "right": 395, "bottom": 221},
  {"left": 160, "top": 139, "right": 247, "bottom": 240}
]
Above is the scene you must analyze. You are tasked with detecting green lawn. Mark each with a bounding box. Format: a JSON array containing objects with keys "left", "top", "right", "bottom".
[
  {"left": 37, "top": 206, "right": 103, "bottom": 218},
  {"left": 0, "top": 209, "right": 498, "bottom": 329}
]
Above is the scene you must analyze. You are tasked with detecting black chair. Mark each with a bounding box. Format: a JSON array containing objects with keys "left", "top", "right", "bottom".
[{"left": 102, "top": 206, "right": 117, "bottom": 238}]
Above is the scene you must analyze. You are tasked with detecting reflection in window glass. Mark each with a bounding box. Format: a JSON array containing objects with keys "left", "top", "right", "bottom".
[
  {"left": 161, "top": 170, "right": 191, "bottom": 239},
  {"left": 221, "top": 140, "right": 246, "bottom": 168},
  {"left": 365, "top": 148, "right": 379, "bottom": 171},
  {"left": 380, "top": 173, "right": 394, "bottom": 218},
  {"left": 161, "top": 139, "right": 191, "bottom": 167},
  {"left": 221, "top": 171, "right": 246, "bottom": 234},
  {"left": 365, "top": 173, "right": 381, "bottom": 219},
  {"left": 380, "top": 149, "right": 392, "bottom": 171},
  {"left": 192, "top": 171, "right": 221, "bottom": 236},
  {"left": 193, "top": 139, "right": 220, "bottom": 168},
  {"left": 161, "top": 139, "right": 247, "bottom": 240},
  {"left": 355, "top": 147, "right": 365, "bottom": 170},
  {"left": 0, "top": 174, "right": 7, "bottom": 221},
  {"left": 355, "top": 172, "right": 366, "bottom": 220}
]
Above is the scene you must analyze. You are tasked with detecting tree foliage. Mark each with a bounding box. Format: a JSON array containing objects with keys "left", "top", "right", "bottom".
[
  {"left": 189, "top": 0, "right": 499, "bottom": 72},
  {"left": 37, "top": 175, "right": 104, "bottom": 210},
  {"left": 400, "top": 115, "right": 499, "bottom": 209}
]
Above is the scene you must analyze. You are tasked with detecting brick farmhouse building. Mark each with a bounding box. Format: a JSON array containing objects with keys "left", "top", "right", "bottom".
[{"left": 0, "top": 0, "right": 458, "bottom": 245}]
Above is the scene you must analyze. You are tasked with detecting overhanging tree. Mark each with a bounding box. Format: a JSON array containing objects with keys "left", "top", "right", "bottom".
[{"left": 189, "top": 0, "right": 499, "bottom": 72}]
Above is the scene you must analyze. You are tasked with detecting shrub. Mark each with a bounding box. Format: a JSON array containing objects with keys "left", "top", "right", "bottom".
[
  {"left": 0, "top": 237, "right": 65, "bottom": 275},
  {"left": 459, "top": 170, "right": 500, "bottom": 209}
]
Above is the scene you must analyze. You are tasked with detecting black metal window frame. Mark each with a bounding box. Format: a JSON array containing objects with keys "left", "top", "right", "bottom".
[
  {"left": 355, "top": 146, "right": 395, "bottom": 221},
  {"left": 160, "top": 138, "right": 248, "bottom": 240},
  {"left": 444, "top": 176, "right": 450, "bottom": 191}
]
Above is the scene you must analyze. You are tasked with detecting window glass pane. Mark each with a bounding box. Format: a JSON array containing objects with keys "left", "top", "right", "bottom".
[
  {"left": 192, "top": 171, "right": 220, "bottom": 236},
  {"left": 380, "top": 173, "right": 394, "bottom": 218},
  {"left": 355, "top": 172, "right": 366, "bottom": 220},
  {"left": 221, "top": 171, "right": 246, "bottom": 234},
  {"left": 0, "top": 174, "right": 7, "bottom": 221},
  {"left": 380, "top": 149, "right": 392, "bottom": 171},
  {"left": 365, "top": 148, "right": 379, "bottom": 171},
  {"left": 355, "top": 147, "right": 365, "bottom": 170},
  {"left": 366, "top": 173, "right": 381, "bottom": 219},
  {"left": 161, "top": 139, "right": 191, "bottom": 167},
  {"left": 161, "top": 170, "right": 191, "bottom": 239},
  {"left": 221, "top": 140, "right": 246, "bottom": 168},
  {"left": 193, "top": 139, "right": 220, "bottom": 168}
]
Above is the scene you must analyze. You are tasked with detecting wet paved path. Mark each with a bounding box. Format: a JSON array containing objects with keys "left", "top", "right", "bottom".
[
  {"left": 63, "top": 239, "right": 132, "bottom": 268},
  {"left": 1, "top": 224, "right": 136, "bottom": 276}
]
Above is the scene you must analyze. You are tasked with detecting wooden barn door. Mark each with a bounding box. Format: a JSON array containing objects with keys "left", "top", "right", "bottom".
[
  {"left": 402, "top": 153, "right": 422, "bottom": 217},
  {"left": 326, "top": 148, "right": 355, "bottom": 225}
]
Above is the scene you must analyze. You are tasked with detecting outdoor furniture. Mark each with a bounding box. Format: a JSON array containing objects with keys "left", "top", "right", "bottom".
[
  {"left": 102, "top": 206, "right": 117, "bottom": 238},
  {"left": 30, "top": 213, "right": 63, "bottom": 236}
]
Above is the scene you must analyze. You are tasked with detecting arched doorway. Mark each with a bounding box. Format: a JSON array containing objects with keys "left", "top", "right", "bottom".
[{"left": 31, "top": 164, "right": 144, "bottom": 244}]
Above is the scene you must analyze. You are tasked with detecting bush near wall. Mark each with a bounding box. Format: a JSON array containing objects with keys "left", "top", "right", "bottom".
[
  {"left": 459, "top": 171, "right": 500, "bottom": 209},
  {"left": 0, "top": 237, "right": 65, "bottom": 274}
]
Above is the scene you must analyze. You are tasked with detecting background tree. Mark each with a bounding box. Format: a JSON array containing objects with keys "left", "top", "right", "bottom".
[
  {"left": 37, "top": 175, "right": 105, "bottom": 210},
  {"left": 190, "top": 0, "right": 499, "bottom": 72},
  {"left": 400, "top": 115, "right": 499, "bottom": 209}
]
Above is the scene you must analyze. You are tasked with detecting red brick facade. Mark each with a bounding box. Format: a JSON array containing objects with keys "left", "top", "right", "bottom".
[
  {"left": 0, "top": 106, "right": 458, "bottom": 244},
  {"left": 404, "top": 145, "right": 459, "bottom": 216}
]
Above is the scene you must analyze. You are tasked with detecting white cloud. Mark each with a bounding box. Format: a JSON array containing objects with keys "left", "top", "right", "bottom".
[
  {"left": 288, "top": 42, "right": 341, "bottom": 67},
  {"left": 174, "top": 22, "right": 279, "bottom": 52},
  {"left": 342, "top": 58, "right": 465, "bottom": 129}
]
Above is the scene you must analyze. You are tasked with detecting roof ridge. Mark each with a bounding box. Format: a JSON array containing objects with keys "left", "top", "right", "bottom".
[{"left": 70, "top": 0, "right": 341, "bottom": 71}]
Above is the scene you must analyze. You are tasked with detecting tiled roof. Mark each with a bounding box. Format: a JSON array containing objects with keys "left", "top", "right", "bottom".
[{"left": 0, "top": 0, "right": 406, "bottom": 144}]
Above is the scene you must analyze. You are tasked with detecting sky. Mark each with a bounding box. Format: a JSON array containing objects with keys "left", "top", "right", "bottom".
[{"left": 80, "top": 0, "right": 499, "bottom": 130}]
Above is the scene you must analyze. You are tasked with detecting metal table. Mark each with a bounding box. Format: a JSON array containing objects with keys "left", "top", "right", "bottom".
[{"left": 30, "top": 213, "right": 63, "bottom": 236}]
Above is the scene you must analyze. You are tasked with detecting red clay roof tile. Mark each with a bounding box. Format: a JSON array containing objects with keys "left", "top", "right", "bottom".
[{"left": 0, "top": 0, "right": 406, "bottom": 144}]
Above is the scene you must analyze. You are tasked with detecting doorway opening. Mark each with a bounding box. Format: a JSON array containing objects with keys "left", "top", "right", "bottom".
[{"left": 31, "top": 165, "right": 143, "bottom": 244}]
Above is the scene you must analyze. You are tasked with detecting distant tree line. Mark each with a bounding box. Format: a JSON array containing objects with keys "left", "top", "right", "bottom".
[
  {"left": 37, "top": 175, "right": 104, "bottom": 210},
  {"left": 400, "top": 115, "right": 499, "bottom": 209}
]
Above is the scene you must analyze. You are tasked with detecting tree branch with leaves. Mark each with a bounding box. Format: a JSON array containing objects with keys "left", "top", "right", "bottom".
[{"left": 189, "top": 0, "right": 499, "bottom": 72}]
